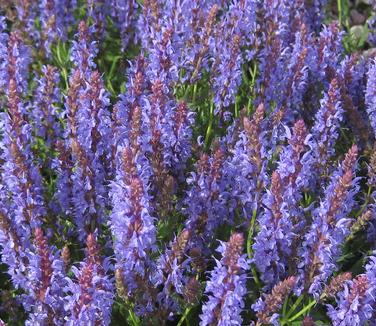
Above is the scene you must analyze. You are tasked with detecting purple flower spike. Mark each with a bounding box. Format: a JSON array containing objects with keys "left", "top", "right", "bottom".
[
  {"left": 314, "top": 22, "right": 344, "bottom": 86},
  {"left": 200, "top": 233, "right": 249, "bottom": 326},
  {"left": 111, "top": 0, "right": 139, "bottom": 49},
  {"left": 255, "top": 1, "right": 285, "bottom": 113},
  {"left": 40, "top": 0, "right": 76, "bottom": 56},
  {"left": 86, "top": 0, "right": 110, "bottom": 39},
  {"left": 229, "top": 103, "right": 269, "bottom": 216},
  {"left": 304, "top": 0, "right": 328, "bottom": 32},
  {"left": 24, "top": 228, "right": 67, "bottom": 325},
  {"left": 0, "top": 32, "right": 44, "bottom": 235},
  {"left": 368, "top": 14, "right": 376, "bottom": 47},
  {"left": 14, "top": 0, "right": 38, "bottom": 42},
  {"left": 0, "top": 193, "right": 27, "bottom": 290},
  {"left": 0, "top": 30, "right": 47, "bottom": 295},
  {"left": 0, "top": 16, "right": 9, "bottom": 92},
  {"left": 64, "top": 234, "right": 114, "bottom": 325},
  {"left": 253, "top": 171, "right": 292, "bottom": 287},
  {"left": 32, "top": 65, "right": 62, "bottom": 148},
  {"left": 277, "top": 119, "right": 311, "bottom": 193},
  {"left": 110, "top": 146, "right": 157, "bottom": 315},
  {"left": 59, "top": 67, "right": 112, "bottom": 238},
  {"left": 212, "top": 34, "right": 243, "bottom": 113},
  {"left": 53, "top": 140, "right": 73, "bottom": 216},
  {"left": 71, "top": 21, "right": 98, "bottom": 77},
  {"left": 210, "top": 0, "right": 257, "bottom": 112},
  {"left": 113, "top": 55, "right": 148, "bottom": 148},
  {"left": 156, "top": 228, "right": 192, "bottom": 313},
  {"left": 310, "top": 78, "right": 343, "bottom": 185},
  {"left": 2, "top": 30, "right": 31, "bottom": 94},
  {"left": 366, "top": 60, "right": 376, "bottom": 138},
  {"left": 137, "top": 0, "right": 163, "bottom": 49},
  {"left": 184, "top": 4, "right": 219, "bottom": 83},
  {"left": 184, "top": 146, "right": 233, "bottom": 243},
  {"left": 279, "top": 23, "right": 310, "bottom": 121},
  {"left": 252, "top": 276, "right": 296, "bottom": 326},
  {"left": 171, "top": 101, "right": 195, "bottom": 177},
  {"left": 299, "top": 145, "right": 359, "bottom": 297},
  {"left": 327, "top": 274, "right": 374, "bottom": 326},
  {"left": 254, "top": 119, "right": 310, "bottom": 287}
]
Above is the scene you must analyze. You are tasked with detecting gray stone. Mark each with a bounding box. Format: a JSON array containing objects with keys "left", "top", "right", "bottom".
[
  {"left": 363, "top": 47, "right": 376, "bottom": 58},
  {"left": 351, "top": 9, "right": 366, "bottom": 25},
  {"left": 350, "top": 25, "right": 366, "bottom": 39}
]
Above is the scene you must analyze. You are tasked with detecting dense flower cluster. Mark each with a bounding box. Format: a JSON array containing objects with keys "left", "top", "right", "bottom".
[
  {"left": 1, "top": 1, "right": 376, "bottom": 325},
  {"left": 200, "top": 233, "right": 249, "bottom": 325}
]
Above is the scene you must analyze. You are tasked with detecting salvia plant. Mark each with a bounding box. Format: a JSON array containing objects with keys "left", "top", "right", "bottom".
[{"left": 1, "top": 0, "right": 376, "bottom": 325}]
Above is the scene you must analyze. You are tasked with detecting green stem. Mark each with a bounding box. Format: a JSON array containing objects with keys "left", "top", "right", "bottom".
[
  {"left": 249, "top": 62, "right": 257, "bottom": 84},
  {"left": 247, "top": 209, "right": 261, "bottom": 288},
  {"left": 282, "top": 295, "right": 289, "bottom": 317},
  {"left": 246, "top": 61, "right": 257, "bottom": 116},
  {"left": 246, "top": 98, "right": 252, "bottom": 116},
  {"left": 250, "top": 62, "right": 257, "bottom": 88},
  {"left": 204, "top": 102, "right": 214, "bottom": 147},
  {"left": 247, "top": 209, "right": 258, "bottom": 259},
  {"left": 108, "top": 56, "right": 122, "bottom": 79},
  {"left": 235, "top": 97, "right": 239, "bottom": 118},
  {"left": 355, "top": 185, "right": 372, "bottom": 217},
  {"left": 193, "top": 83, "right": 198, "bottom": 102},
  {"left": 177, "top": 307, "right": 192, "bottom": 326},
  {"left": 285, "top": 295, "right": 304, "bottom": 319},
  {"left": 128, "top": 309, "right": 140, "bottom": 326},
  {"left": 287, "top": 300, "right": 316, "bottom": 322},
  {"left": 251, "top": 265, "right": 261, "bottom": 288},
  {"left": 337, "top": 0, "right": 342, "bottom": 26},
  {"left": 56, "top": 41, "right": 63, "bottom": 65},
  {"left": 183, "top": 85, "right": 192, "bottom": 100},
  {"left": 62, "top": 68, "right": 69, "bottom": 91}
]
